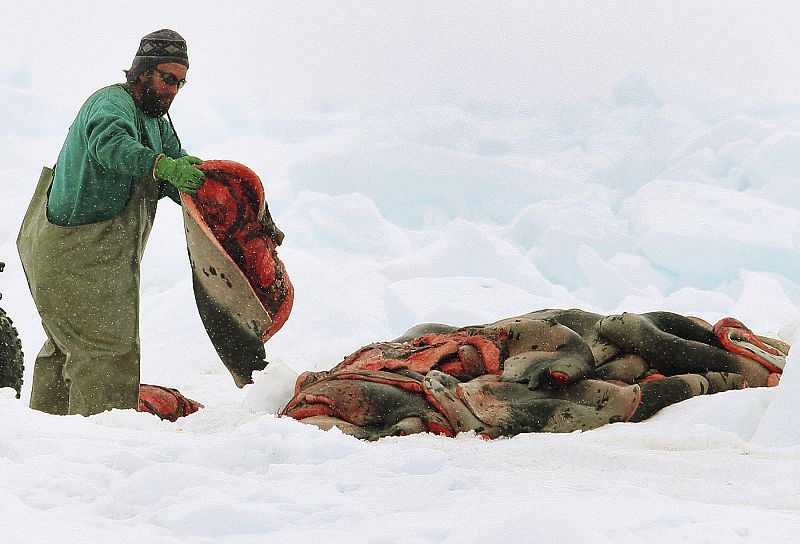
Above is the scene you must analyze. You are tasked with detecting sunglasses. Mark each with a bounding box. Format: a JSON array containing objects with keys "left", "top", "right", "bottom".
[{"left": 155, "top": 69, "right": 187, "bottom": 89}]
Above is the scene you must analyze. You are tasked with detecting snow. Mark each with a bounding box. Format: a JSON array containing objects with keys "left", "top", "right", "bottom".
[{"left": 1, "top": 2, "right": 800, "bottom": 542}]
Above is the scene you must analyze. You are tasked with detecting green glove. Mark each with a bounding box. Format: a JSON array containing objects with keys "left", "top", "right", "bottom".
[{"left": 154, "top": 155, "right": 206, "bottom": 194}]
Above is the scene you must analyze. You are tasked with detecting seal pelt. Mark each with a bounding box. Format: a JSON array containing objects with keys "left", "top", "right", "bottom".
[
  {"left": 182, "top": 160, "right": 293, "bottom": 387},
  {"left": 281, "top": 310, "right": 788, "bottom": 440}
]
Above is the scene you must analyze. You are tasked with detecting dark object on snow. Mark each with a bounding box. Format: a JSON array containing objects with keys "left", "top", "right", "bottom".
[
  {"left": 0, "top": 262, "right": 24, "bottom": 399},
  {"left": 282, "top": 310, "right": 788, "bottom": 440},
  {"left": 138, "top": 383, "right": 203, "bottom": 421},
  {"left": 182, "top": 160, "right": 293, "bottom": 387}
]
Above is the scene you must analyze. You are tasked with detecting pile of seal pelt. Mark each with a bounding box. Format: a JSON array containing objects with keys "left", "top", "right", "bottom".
[{"left": 281, "top": 310, "right": 789, "bottom": 440}]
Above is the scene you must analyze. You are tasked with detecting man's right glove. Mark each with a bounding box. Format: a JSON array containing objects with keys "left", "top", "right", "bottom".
[{"left": 154, "top": 155, "right": 206, "bottom": 194}]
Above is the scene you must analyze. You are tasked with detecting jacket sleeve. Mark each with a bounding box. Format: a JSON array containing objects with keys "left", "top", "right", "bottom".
[{"left": 84, "top": 91, "right": 161, "bottom": 179}]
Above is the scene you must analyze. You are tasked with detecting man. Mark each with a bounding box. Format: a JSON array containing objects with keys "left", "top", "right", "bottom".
[{"left": 17, "top": 29, "right": 205, "bottom": 416}]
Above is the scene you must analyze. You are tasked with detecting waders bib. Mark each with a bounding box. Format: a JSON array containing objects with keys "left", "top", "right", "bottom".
[{"left": 17, "top": 166, "right": 159, "bottom": 415}]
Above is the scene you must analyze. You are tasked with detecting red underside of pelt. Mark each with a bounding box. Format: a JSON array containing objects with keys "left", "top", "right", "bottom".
[
  {"left": 138, "top": 384, "right": 203, "bottom": 422},
  {"left": 190, "top": 160, "right": 294, "bottom": 339}
]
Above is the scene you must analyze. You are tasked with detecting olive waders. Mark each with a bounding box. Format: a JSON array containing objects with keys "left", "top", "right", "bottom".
[{"left": 17, "top": 166, "right": 159, "bottom": 415}]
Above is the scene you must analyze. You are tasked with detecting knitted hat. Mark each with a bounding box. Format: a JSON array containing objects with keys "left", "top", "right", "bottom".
[{"left": 125, "top": 29, "right": 189, "bottom": 83}]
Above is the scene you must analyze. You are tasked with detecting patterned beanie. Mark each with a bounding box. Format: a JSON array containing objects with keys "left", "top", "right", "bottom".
[{"left": 125, "top": 29, "right": 189, "bottom": 84}]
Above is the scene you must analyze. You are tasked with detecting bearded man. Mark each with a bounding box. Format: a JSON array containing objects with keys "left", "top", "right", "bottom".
[{"left": 17, "top": 29, "right": 205, "bottom": 416}]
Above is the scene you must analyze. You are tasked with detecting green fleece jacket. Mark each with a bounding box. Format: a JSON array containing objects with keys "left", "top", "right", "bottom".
[{"left": 47, "top": 84, "right": 184, "bottom": 226}]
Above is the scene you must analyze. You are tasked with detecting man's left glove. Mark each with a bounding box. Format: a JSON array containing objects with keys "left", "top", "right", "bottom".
[{"left": 155, "top": 155, "right": 206, "bottom": 194}]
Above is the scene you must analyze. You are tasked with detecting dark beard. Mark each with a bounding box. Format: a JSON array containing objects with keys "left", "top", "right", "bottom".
[{"left": 138, "top": 79, "right": 174, "bottom": 117}]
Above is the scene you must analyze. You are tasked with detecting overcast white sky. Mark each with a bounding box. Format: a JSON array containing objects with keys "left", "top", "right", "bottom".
[{"left": 4, "top": 1, "right": 800, "bottom": 116}]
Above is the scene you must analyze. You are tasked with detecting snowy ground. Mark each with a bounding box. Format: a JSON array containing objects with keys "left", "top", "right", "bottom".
[{"left": 2, "top": 3, "right": 800, "bottom": 543}]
